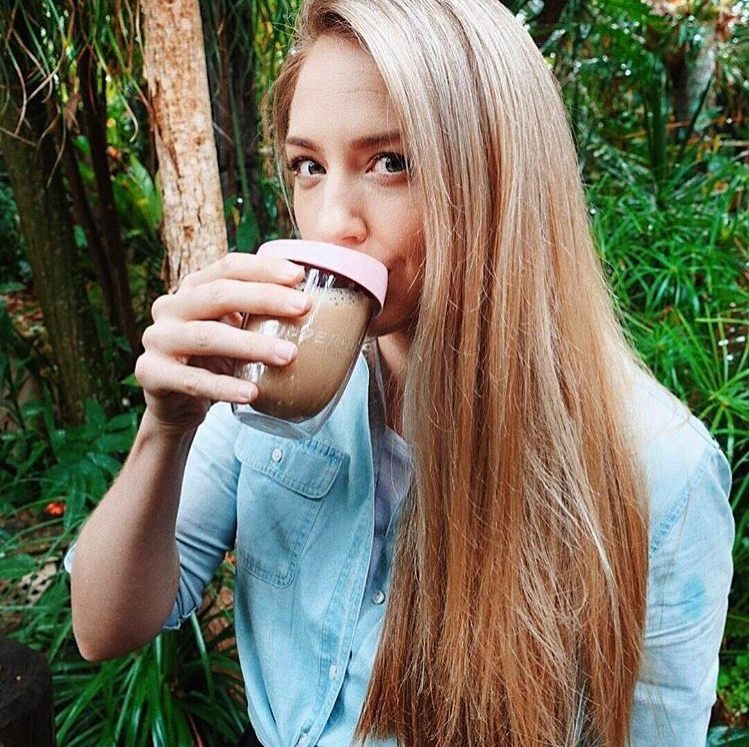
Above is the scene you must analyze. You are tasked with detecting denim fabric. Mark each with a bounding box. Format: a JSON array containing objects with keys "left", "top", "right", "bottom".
[{"left": 164, "top": 354, "right": 733, "bottom": 747}]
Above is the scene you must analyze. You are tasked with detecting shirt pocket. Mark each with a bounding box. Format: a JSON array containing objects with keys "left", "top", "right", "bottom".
[{"left": 234, "top": 430, "right": 345, "bottom": 587}]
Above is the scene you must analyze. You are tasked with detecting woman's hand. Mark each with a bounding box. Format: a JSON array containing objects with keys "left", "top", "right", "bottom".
[{"left": 134, "top": 252, "right": 312, "bottom": 432}]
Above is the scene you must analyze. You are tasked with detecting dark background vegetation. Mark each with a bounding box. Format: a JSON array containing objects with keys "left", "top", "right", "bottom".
[{"left": 0, "top": 0, "right": 747, "bottom": 744}]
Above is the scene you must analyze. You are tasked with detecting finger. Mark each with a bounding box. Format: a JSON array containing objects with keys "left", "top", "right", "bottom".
[
  {"left": 152, "top": 278, "right": 312, "bottom": 323},
  {"left": 136, "top": 353, "right": 258, "bottom": 404},
  {"left": 179, "top": 253, "right": 305, "bottom": 291},
  {"left": 221, "top": 311, "right": 243, "bottom": 328},
  {"left": 145, "top": 319, "right": 300, "bottom": 366}
]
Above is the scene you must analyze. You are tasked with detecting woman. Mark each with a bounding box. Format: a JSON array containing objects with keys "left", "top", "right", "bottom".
[{"left": 69, "top": 1, "right": 734, "bottom": 745}]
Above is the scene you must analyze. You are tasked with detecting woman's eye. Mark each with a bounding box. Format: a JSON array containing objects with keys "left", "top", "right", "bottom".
[
  {"left": 288, "top": 158, "right": 324, "bottom": 178},
  {"left": 371, "top": 153, "right": 410, "bottom": 175}
]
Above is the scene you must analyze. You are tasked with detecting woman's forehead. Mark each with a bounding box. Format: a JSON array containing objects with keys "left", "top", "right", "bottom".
[
  {"left": 294, "top": 35, "right": 386, "bottom": 99},
  {"left": 287, "top": 35, "right": 401, "bottom": 145}
]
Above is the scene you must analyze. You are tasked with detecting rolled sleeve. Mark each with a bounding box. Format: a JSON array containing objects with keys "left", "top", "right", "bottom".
[{"left": 164, "top": 403, "right": 241, "bottom": 629}]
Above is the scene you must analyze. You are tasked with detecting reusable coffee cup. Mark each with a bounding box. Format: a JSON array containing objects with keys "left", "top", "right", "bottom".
[{"left": 232, "top": 239, "right": 388, "bottom": 439}]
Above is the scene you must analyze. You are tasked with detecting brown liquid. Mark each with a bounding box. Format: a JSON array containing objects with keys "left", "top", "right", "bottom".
[{"left": 237, "top": 287, "right": 372, "bottom": 421}]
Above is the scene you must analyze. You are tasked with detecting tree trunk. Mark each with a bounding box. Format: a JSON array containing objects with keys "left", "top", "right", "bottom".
[
  {"left": 233, "top": 14, "right": 272, "bottom": 248},
  {"left": 534, "top": 0, "right": 573, "bottom": 47},
  {"left": 202, "top": 0, "right": 274, "bottom": 253},
  {"left": 212, "top": 0, "right": 238, "bottom": 247},
  {"left": 77, "top": 42, "right": 141, "bottom": 361},
  {"left": 142, "top": 0, "right": 228, "bottom": 291},
  {"left": 666, "top": 28, "right": 717, "bottom": 140},
  {"left": 0, "top": 19, "right": 116, "bottom": 423}
]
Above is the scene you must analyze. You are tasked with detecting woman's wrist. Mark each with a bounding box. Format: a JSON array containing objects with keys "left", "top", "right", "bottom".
[{"left": 138, "top": 398, "right": 208, "bottom": 442}]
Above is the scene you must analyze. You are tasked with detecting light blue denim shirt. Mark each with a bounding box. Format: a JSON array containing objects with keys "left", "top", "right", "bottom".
[{"left": 163, "top": 351, "right": 733, "bottom": 747}]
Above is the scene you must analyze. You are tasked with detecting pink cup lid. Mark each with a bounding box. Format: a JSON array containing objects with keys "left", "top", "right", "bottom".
[{"left": 258, "top": 240, "right": 388, "bottom": 312}]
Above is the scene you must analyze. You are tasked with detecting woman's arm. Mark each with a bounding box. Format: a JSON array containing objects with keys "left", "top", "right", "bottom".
[
  {"left": 70, "top": 253, "right": 312, "bottom": 661},
  {"left": 70, "top": 412, "right": 196, "bottom": 660}
]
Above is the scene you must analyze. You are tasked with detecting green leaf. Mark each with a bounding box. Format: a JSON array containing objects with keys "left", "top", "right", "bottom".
[
  {"left": 235, "top": 205, "right": 260, "bottom": 253},
  {"left": 127, "top": 154, "right": 162, "bottom": 231},
  {"left": 0, "top": 553, "right": 36, "bottom": 578},
  {"left": 707, "top": 727, "right": 749, "bottom": 746}
]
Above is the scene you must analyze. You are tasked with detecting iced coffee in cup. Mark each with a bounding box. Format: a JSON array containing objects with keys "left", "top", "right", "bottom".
[{"left": 232, "top": 239, "right": 388, "bottom": 439}]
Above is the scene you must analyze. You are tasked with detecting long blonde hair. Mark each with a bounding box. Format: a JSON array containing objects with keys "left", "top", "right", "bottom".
[{"left": 270, "top": 2, "right": 649, "bottom": 745}]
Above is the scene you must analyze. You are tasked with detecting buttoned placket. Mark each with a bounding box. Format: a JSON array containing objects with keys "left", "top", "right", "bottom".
[
  {"left": 289, "top": 342, "right": 388, "bottom": 747},
  {"left": 363, "top": 340, "right": 391, "bottom": 612}
]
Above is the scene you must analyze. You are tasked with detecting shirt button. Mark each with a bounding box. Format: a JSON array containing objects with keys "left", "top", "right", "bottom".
[
  {"left": 329, "top": 664, "right": 337, "bottom": 680},
  {"left": 371, "top": 589, "right": 386, "bottom": 605},
  {"left": 271, "top": 448, "right": 283, "bottom": 463}
]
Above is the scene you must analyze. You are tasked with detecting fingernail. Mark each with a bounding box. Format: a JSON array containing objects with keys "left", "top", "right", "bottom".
[
  {"left": 282, "top": 262, "right": 304, "bottom": 281},
  {"left": 274, "top": 340, "right": 297, "bottom": 362},
  {"left": 289, "top": 293, "right": 310, "bottom": 312},
  {"left": 238, "top": 383, "right": 257, "bottom": 402}
]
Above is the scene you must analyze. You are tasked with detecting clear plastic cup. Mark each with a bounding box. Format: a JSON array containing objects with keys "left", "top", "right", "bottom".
[{"left": 232, "top": 240, "right": 388, "bottom": 439}]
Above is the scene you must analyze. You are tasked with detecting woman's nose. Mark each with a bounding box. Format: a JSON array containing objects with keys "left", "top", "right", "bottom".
[{"left": 313, "top": 178, "right": 367, "bottom": 248}]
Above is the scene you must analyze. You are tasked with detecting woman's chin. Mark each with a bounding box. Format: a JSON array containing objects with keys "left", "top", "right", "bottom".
[{"left": 367, "top": 314, "right": 418, "bottom": 342}]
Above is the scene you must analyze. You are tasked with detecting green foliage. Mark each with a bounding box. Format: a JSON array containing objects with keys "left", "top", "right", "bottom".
[
  {"left": 709, "top": 726, "right": 749, "bottom": 746},
  {"left": 43, "top": 400, "right": 138, "bottom": 529},
  {"left": 0, "top": 396, "right": 138, "bottom": 525},
  {"left": 0, "top": 297, "right": 47, "bottom": 427},
  {"left": 547, "top": 0, "right": 748, "bottom": 187},
  {"left": 0, "top": 168, "right": 30, "bottom": 283},
  {"left": 1, "top": 526, "right": 244, "bottom": 746},
  {"left": 52, "top": 581, "right": 244, "bottom": 747},
  {"left": 0, "top": 312, "right": 139, "bottom": 520},
  {"left": 111, "top": 152, "right": 163, "bottom": 243},
  {"left": 590, "top": 146, "right": 748, "bottom": 546},
  {"left": 720, "top": 654, "right": 749, "bottom": 723},
  {"left": 73, "top": 132, "right": 161, "bottom": 248},
  {"left": 0, "top": 392, "right": 246, "bottom": 746},
  {"left": 225, "top": 195, "right": 261, "bottom": 254},
  {"left": 592, "top": 156, "right": 745, "bottom": 315}
]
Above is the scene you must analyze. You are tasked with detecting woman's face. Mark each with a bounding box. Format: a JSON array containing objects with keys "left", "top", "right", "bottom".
[{"left": 285, "top": 35, "right": 424, "bottom": 338}]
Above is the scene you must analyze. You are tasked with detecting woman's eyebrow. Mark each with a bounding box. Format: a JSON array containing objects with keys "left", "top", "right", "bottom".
[
  {"left": 285, "top": 131, "right": 403, "bottom": 151},
  {"left": 350, "top": 131, "right": 403, "bottom": 150}
]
